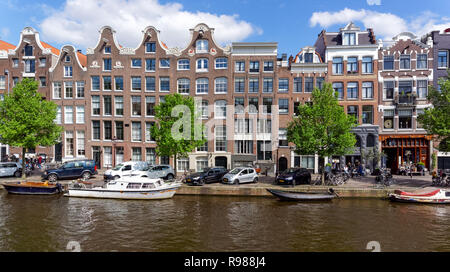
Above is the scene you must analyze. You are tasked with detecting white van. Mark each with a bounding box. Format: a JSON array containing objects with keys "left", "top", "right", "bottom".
[{"left": 103, "top": 161, "right": 150, "bottom": 181}]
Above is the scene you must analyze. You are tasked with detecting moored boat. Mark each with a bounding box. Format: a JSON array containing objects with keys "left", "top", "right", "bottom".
[
  {"left": 389, "top": 188, "right": 450, "bottom": 204},
  {"left": 2, "top": 181, "right": 63, "bottom": 195},
  {"left": 65, "top": 176, "right": 181, "bottom": 200},
  {"left": 267, "top": 188, "right": 337, "bottom": 201}
]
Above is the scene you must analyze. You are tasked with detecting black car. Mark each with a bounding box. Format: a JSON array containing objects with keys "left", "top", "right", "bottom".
[
  {"left": 185, "top": 167, "right": 228, "bottom": 185},
  {"left": 276, "top": 168, "right": 311, "bottom": 185},
  {"left": 42, "top": 159, "right": 98, "bottom": 182}
]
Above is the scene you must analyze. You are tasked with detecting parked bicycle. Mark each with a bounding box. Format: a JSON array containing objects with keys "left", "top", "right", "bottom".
[
  {"left": 375, "top": 168, "right": 395, "bottom": 186},
  {"left": 311, "top": 171, "right": 349, "bottom": 186},
  {"left": 432, "top": 170, "right": 449, "bottom": 187}
]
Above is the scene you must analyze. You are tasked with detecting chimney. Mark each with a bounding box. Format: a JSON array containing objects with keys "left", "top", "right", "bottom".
[{"left": 77, "top": 50, "right": 82, "bottom": 53}]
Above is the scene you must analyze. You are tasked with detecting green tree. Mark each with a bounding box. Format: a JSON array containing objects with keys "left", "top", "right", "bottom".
[
  {"left": 0, "top": 78, "right": 63, "bottom": 178},
  {"left": 150, "top": 93, "right": 206, "bottom": 176},
  {"left": 417, "top": 73, "right": 450, "bottom": 152},
  {"left": 287, "top": 83, "right": 357, "bottom": 184}
]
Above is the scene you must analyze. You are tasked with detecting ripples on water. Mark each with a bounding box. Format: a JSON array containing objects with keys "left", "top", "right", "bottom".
[{"left": 1, "top": 191, "right": 450, "bottom": 252}]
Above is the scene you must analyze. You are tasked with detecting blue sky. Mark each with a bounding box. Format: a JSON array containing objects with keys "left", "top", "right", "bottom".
[{"left": 1, "top": 0, "right": 449, "bottom": 56}]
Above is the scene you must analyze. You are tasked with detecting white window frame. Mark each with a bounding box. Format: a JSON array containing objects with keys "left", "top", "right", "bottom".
[
  {"left": 214, "top": 77, "right": 228, "bottom": 94},
  {"left": 196, "top": 78, "right": 209, "bottom": 94},
  {"left": 76, "top": 106, "right": 85, "bottom": 124},
  {"left": 64, "top": 106, "right": 73, "bottom": 124},
  {"left": 196, "top": 40, "right": 209, "bottom": 53},
  {"left": 196, "top": 58, "right": 208, "bottom": 72},
  {"left": 177, "top": 59, "right": 190, "bottom": 70}
]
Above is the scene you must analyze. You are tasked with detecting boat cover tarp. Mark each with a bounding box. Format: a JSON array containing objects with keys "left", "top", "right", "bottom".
[{"left": 394, "top": 189, "right": 440, "bottom": 197}]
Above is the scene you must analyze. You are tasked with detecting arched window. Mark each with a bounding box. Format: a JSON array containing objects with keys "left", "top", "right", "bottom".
[
  {"left": 367, "top": 134, "right": 375, "bottom": 148},
  {"left": 177, "top": 78, "right": 190, "bottom": 94},
  {"left": 196, "top": 58, "right": 208, "bottom": 72},
  {"left": 196, "top": 78, "right": 208, "bottom": 94},
  {"left": 214, "top": 100, "right": 227, "bottom": 119},
  {"left": 214, "top": 77, "right": 228, "bottom": 94},
  {"left": 196, "top": 40, "right": 209, "bottom": 53}
]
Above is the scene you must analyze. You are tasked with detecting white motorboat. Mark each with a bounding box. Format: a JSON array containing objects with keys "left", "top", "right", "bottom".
[{"left": 65, "top": 176, "right": 181, "bottom": 200}]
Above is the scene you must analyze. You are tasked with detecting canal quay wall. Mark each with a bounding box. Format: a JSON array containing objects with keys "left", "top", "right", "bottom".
[
  {"left": 0, "top": 174, "right": 434, "bottom": 199},
  {"left": 175, "top": 183, "right": 395, "bottom": 199}
]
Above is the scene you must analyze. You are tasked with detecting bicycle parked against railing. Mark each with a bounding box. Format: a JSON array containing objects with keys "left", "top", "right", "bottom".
[{"left": 311, "top": 171, "right": 349, "bottom": 186}]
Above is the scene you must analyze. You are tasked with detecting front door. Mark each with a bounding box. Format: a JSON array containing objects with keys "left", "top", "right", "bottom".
[
  {"left": 215, "top": 157, "right": 227, "bottom": 169},
  {"left": 278, "top": 157, "right": 288, "bottom": 173},
  {"left": 55, "top": 143, "right": 62, "bottom": 162},
  {"left": 93, "top": 147, "right": 101, "bottom": 169}
]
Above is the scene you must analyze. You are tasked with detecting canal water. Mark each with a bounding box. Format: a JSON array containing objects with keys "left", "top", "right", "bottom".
[{"left": 1, "top": 191, "right": 450, "bottom": 252}]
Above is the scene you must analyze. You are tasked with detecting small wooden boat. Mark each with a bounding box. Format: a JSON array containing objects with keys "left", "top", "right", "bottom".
[
  {"left": 389, "top": 189, "right": 450, "bottom": 204},
  {"left": 65, "top": 176, "right": 181, "bottom": 200},
  {"left": 267, "top": 188, "right": 337, "bottom": 201},
  {"left": 2, "top": 181, "right": 63, "bottom": 195}
]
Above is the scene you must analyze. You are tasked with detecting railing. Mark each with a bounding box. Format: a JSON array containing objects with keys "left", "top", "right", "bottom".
[{"left": 396, "top": 95, "right": 416, "bottom": 105}]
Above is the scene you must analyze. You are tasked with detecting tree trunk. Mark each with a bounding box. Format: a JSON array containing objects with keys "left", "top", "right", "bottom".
[
  {"left": 173, "top": 154, "right": 177, "bottom": 177},
  {"left": 21, "top": 147, "right": 26, "bottom": 179}
]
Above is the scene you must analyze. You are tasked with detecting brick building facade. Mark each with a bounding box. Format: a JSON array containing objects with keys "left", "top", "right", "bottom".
[
  {"left": 0, "top": 22, "right": 448, "bottom": 174},
  {"left": 315, "top": 22, "right": 380, "bottom": 169},
  {"left": 377, "top": 32, "right": 434, "bottom": 173}
]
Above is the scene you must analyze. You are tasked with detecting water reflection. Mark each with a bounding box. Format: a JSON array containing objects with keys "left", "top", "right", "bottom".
[{"left": 2, "top": 191, "right": 450, "bottom": 251}]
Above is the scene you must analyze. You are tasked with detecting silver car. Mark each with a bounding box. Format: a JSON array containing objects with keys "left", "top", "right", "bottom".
[
  {"left": 222, "top": 167, "right": 258, "bottom": 185},
  {"left": 0, "top": 162, "right": 22, "bottom": 177},
  {"left": 141, "top": 165, "right": 175, "bottom": 180}
]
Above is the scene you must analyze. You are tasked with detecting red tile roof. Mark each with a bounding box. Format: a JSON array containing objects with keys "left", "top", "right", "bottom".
[
  {"left": 41, "top": 41, "right": 60, "bottom": 56},
  {"left": 76, "top": 51, "right": 87, "bottom": 67},
  {"left": 0, "top": 40, "right": 16, "bottom": 51}
]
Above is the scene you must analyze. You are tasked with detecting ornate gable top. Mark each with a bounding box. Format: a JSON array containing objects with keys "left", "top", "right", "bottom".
[
  {"left": 393, "top": 32, "right": 417, "bottom": 41},
  {"left": 340, "top": 22, "right": 360, "bottom": 32}
]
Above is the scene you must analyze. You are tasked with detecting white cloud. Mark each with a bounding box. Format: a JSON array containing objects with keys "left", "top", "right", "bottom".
[
  {"left": 1, "top": 27, "right": 10, "bottom": 39},
  {"left": 310, "top": 8, "right": 450, "bottom": 40},
  {"left": 39, "top": 0, "right": 261, "bottom": 50},
  {"left": 367, "top": 0, "right": 381, "bottom": 6}
]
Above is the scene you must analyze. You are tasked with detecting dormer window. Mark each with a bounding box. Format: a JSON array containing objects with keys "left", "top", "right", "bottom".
[
  {"left": 304, "top": 53, "right": 313, "bottom": 63},
  {"left": 104, "top": 46, "right": 111, "bottom": 54},
  {"left": 343, "top": 33, "right": 356, "bottom": 45},
  {"left": 196, "top": 40, "right": 208, "bottom": 53}
]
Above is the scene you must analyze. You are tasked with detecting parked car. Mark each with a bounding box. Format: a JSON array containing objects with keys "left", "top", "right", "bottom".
[
  {"left": 222, "top": 167, "right": 258, "bottom": 185},
  {"left": 141, "top": 165, "right": 175, "bottom": 180},
  {"left": 0, "top": 162, "right": 22, "bottom": 178},
  {"left": 103, "top": 161, "right": 150, "bottom": 181},
  {"left": 185, "top": 167, "right": 228, "bottom": 185},
  {"left": 42, "top": 159, "right": 97, "bottom": 182},
  {"left": 276, "top": 168, "right": 311, "bottom": 185}
]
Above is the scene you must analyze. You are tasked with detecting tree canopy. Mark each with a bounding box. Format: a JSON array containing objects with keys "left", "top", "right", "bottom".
[
  {"left": 287, "top": 83, "right": 356, "bottom": 181},
  {"left": 417, "top": 73, "right": 450, "bottom": 152},
  {"left": 150, "top": 93, "right": 206, "bottom": 174},
  {"left": 0, "top": 78, "right": 63, "bottom": 178}
]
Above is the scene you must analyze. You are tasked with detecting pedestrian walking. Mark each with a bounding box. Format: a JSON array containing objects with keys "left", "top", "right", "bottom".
[{"left": 38, "top": 156, "right": 42, "bottom": 169}]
